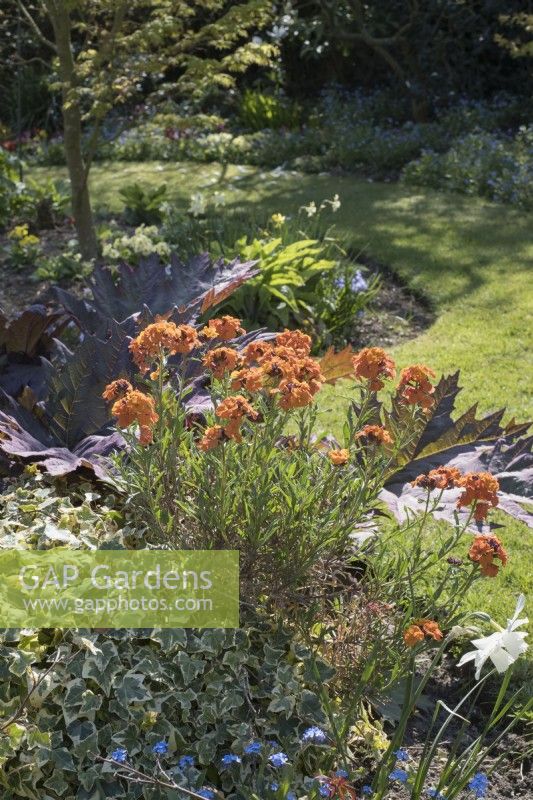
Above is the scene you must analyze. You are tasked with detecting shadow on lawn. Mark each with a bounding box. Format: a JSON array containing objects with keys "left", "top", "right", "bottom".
[{"left": 213, "top": 168, "right": 533, "bottom": 309}]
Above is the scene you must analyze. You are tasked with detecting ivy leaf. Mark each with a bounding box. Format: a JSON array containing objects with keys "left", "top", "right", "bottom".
[{"left": 178, "top": 651, "right": 205, "bottom": 684}]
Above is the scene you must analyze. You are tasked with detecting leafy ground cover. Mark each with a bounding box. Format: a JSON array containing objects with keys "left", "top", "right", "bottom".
[{"left": 19, "top": 161, "right": 533, "bottom": 631}]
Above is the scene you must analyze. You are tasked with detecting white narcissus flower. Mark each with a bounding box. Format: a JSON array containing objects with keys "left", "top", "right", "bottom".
[
  {"left": 457, "top": 594, "right": 528, "bottom": 680},
  {"left": 302, "top": 201, "right": 317, "bottom": 217},
  {"left": 330, "top": 193, "right": 341, "bottom": 212},
  {"left": 189, "top": 192, "right": 207, "bottom": 217}
]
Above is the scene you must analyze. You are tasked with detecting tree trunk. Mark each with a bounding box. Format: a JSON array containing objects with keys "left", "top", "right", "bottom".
[
  {"left": 62, "top": 102, "right": 98, "bottom": 261},
  {"left": 45, "top": 2, "right": 98, "bottom": 261}
]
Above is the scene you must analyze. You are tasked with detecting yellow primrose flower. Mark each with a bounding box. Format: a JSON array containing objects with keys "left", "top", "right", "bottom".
[
  {"left": 21, "top": 234, "right": 40, "bottom": 246},
  {"left": 271, "top": 213, "right": 286, "bottom": 227},
  {"left": 8, "top": 224, "right": 29, "bottom": 240}
]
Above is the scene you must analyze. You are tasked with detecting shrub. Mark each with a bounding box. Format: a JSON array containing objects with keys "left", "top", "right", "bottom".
[
  {"left": 33, "top": 247, "right": 90, "bottom": 283},
  {"left": 402, "top": 128, "right": 533, "bottom": 210},
  {"left": 10, "top": 177, "right": 70, "bottom": 229},
  {"left": 5, "top": 223, "right": 41, "bottom": 268},
  {"left": 238, "top": 90, "right": 301, "bottom": 131},
  {"left": 101, "top": 224, "right": 171, "bottom": 263},
  {"left": 81, "top": 326, "right": 529, "bottom": 798}
]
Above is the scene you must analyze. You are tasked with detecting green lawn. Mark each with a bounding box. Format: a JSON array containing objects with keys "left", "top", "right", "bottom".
[{"left": 35, "top": 160, "right": 533, "bottom": 629}]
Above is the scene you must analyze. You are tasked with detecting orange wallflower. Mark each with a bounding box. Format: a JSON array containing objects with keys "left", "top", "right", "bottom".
[
  {"left": 171, "top": 324, "right": 199, "bottom": 353},
  {"left": 404, "top": 619, "right": 443, "bottom": 646},
  {"left": 468, "top": 535, "right": 507, "bottom": 577},
  {"left": 203, "top": 347, "right": 241, "bottom": 379},
  {"left": 404, "top": 625, "right": 425, "bottom": 646},
  {"left": 243, "top": 340, "right": 273, "bottom": 365},
  {"left": 130, "top": 321, "right": 198, "bottom": 372},
  {"left": 200, "top": 316, "right": 244, "bottom": 341},
  {"left": 457, "top": 472, "right": 499, "bottom": 520},
  {"left": 356, "top": 424, "right": 393, "bottom": 446},
  {"left": 398, "top": 364, "right": 436, "bottom": 409},
  {"left": 102, "top": 379, "right": 133, "bottom": 402},
  {"left": 223, "top": 417, "right": 244, "bottom": 442},
  {"left": 103, "top": 380, "right": 158, "bottom": 444},
  {"left": 413, "top": 466, "right": 462, "bottom": 490},
  {"left": 261, "top": 350, "right": 300, "bottom": 381},
  {"left": 215, "top": 395, "right": 259, "bottom": 422},
  {"left": 198, "top": 425, "right": 226, "bottom": 452},
  {"left": 352, "top": 347, "right": 396, "bottom": 391},
  {"left": 110, "top": 390, "right": 158, "bottom": 443},
  {"left": 276, "top": 379, "right": 314, "bottom": 410},
  {"left": 215, "top": 395, "right": 259, "bottom": 443},
  {"left": 275, "top": 329, "right": 312, "bottom": 357},
  {"left": 328, "top": 449, "right": 350, "bottom": 465},
  {"left": 230, "top": 367, "right": 264, "bottom": 392},
  {"left": 296, "top": 356, "right": 325, "bottom": 395},
  {"left": 257, "top": 348, "right": 324, "bottom": 399}
]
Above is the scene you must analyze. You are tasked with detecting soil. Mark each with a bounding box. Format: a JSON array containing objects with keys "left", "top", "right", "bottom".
[
  {"left": 0, "top": 223, "right": 79, "bottom": 314},
  {"left": 385, "top": 655, "right": 533, "bottom": 799}
]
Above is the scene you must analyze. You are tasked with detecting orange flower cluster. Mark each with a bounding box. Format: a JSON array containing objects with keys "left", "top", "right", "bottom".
[
  {"left": 102, "top": 379, "right": 133, "bottom": 402},
  {"left": 404, "top": 619, "right": 443, "bottom": 647},
  {"left": 200, "top": 316, "right": 244, "bottom": 341},
  {"left": 328, "top": 448, "right": 350, "bottom": 465},
  {"left": 215, "top": 395, "right": 260, "bottom": 443},
  {"left": 412, "top": 465, "right": 461, "bottom": 490},
  {"left": 103, "top": 382, "right": 159, "bottom": 445},
  {"left": 352, "top": 347, "right": 396, "bottom": 391},
  {"left": 240, "top": 329, "right": 324, "bottom": 409},
  {"left": 356, "top": 424, "right": 393, "bottom": 446},
  {"left": 197, "top": 328, "right": 323, "bottom": 450},
  {"left": 274, "top": 329, "right": 312, "bottom": 357},
  {"left": 398, "top": 364, "right": 436, "bottom": 409},
  {"left": 203, "top": 347, "right": 241, "bottom": 379},
  {"left": 242, "top": 340, "right": 273, "bottom": 365},
  {"left": 130, "top": 321, "right": 199, "bottom": 373},
  {"left": 230, "top": 367, "right": 264, "bottom": 392},
  {"left": 198, "top": 425, "right": 226, "bottom": 452},
  {"left": 277, "top": 379, "right": 315, "bottom": 410},
  {"left": 468, "top": 534, "right": 507, "bottom": 577},
  {"left": 457, "top": 471, "right": 499, "bottom": 521}
]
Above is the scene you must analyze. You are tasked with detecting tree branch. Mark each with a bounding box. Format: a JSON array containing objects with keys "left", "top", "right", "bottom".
[{"left": 17, "top": 0, "right": 56, "bottom": 52}]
